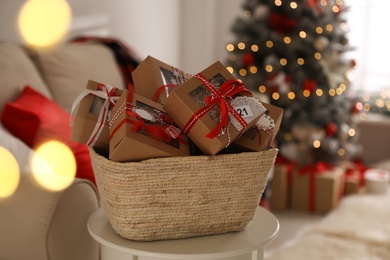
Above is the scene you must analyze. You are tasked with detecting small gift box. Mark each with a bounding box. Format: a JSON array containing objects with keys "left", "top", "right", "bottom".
[
  {"left": 291, "top": 162, "right": 345, "bottom": 214},
  {"left": 364, "top": 168, "right": 390, "bottom": 194},
  {"left": 269, "top": 156, "right": 296, "bottom": 211},
  {"left": 132, "top": 55, "right": 192, "bottom": 105},
  {"left": 70, "top": 80, "right": 123, "bottom": 153},
  {"left": 223, "top": 102, "right": 284, "bottom": 153},
  {"left": 338, "top": 160, "right": 366, "bottom": 196},
  {"left": 109, "top": 89, "right": 190, "bottom": 162},
  {"left": 163, "top": 61, "right": 264, "bottom": 155}
]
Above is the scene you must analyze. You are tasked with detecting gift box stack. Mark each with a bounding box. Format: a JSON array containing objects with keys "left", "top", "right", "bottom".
[
  {"left": 269, "top": 151, "right": 377, "bottom": 214},
  {"left": 70, "top": 55, "right": 284, "bottom": 162}
]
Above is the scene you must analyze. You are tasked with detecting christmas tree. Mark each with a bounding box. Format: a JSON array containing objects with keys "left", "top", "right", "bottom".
[{"left": 226, "top": 0, "right": 361, "bottom": 166}]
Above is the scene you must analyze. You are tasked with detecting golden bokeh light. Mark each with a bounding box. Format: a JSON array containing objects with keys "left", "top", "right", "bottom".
[
  {"left": 265, "top": 65, "right": 273, "bottom": 72},
  {"left": 284, "top": 36, "right": 292, "bottom": 44},
  {"left": 280, "top": 58, "right": 287, "bottom": 66},
  {"left": 303, "top": 90, "right": 311, "bottom": 97},
  {"left": 0, "top": 147, "right": 20, "bottom": 198},
  {"left": 288, "top": 92, "right": 296, "bottom": 99},
  {"left": 251, "top": 44, "right": 259, "bottom": 52},
  {"left": 266, "top": 41, "right": 274, "bottom": 48},
  {"left": 238, "top": 42, "right": 246, "bottom": 50},
  {"left": 338, "top": 148, "right": 345, "bottom": 157},
  {"left": 226, "top": 43, "right": 234, "bottom": 52},
  {"left": 32, "top": 140, "right": 76, "bottom": 192},
  {"left": 18, "top": 0, "right": 72, "bottom": 49},
  {"left": 316, "top": 89, "right": 323, "bottom": 96},
  {"left": 249, "top": 66, "right": 258, "bottom": 73},
  {"left": 259, "top": 85, "right": 267, "bottom": 93},
  {"left": 313, "top": 140, "right": 321, "bottom": 148},
  {"left": 239, "top": 68, "right": 247, "bottom": 76},
  {"left": 290, "top": 2, "right": 298, "bottom": 9},
  {"left": 326, "top": 24, "right": 333, "bottom": 32}
]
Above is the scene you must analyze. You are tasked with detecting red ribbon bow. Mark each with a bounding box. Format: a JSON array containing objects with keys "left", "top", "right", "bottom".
[{"left": 183, "top": 73, "right": 252, "bottom": 139}]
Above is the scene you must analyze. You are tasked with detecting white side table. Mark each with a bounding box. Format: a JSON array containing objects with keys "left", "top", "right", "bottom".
[{"left": 88, "top": 207, "right": 279, "bottom": 260}]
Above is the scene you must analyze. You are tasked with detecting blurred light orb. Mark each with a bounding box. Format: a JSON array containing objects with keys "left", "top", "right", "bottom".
[
  {"left": 32, "top": 141, "right": 76, "bottom": 192},
  {"left": 0, "top": 147, "right": 20, "bottom": 198},
  {"left": 18, "top": 0, "right": 71, "bottom": 49}
]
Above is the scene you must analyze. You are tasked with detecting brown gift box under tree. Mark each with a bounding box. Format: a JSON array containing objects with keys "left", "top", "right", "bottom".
[
  {"left": 269, "top": 157, "right": 296, "bottom": 211},
  {"left": 70, "top": 80, "right": 122, "bottom": 153},
  {"left": 338, "top": 161, "right": 366, "bottom": 196},
  {"left": 132, "top": 55, "right": 192, "bottom": 105},
  {"left": 291, "top": 163, "right": 345, "bottom": 214},
  {"left": 109, "top": 89, "right": 190, "bottom": 162},
  {"left": 163, "top": 61, "right": 263, "bottom": 155}
]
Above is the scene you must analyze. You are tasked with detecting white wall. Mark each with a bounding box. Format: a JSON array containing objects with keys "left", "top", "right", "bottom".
[
  {"left": 180, "top": 0, "right": 242, "bottom": 73},
  {"left": 0, "top": 0, "right": 243, "bottom": 73},
  {"left": 104, "top": 0, "right": 181, "bottom": 67}
]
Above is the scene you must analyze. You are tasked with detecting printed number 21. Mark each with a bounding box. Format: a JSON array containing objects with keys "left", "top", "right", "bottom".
[{"left": 237, "top": 107, "right": 249, "bottom": 117}]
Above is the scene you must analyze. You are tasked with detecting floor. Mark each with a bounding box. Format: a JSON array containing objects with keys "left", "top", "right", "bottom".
[{"left": 264, "top": 209, "right": 324, "bottom": 253}]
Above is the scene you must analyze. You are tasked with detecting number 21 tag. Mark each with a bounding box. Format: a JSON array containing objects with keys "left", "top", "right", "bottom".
[{"left": 234, "top": 105, "right": 254, "bottom": 118}]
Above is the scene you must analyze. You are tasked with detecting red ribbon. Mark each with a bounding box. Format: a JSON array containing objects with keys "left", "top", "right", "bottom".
[
  {"left": 183, "top": 73, "right": 252, "bottom": 139},
  {"left": 110, "top": 84, "right": 186, "bottom": 144},
  {"left": 346, "top": 160, "right": 368, "bottom": 187},
  {"left": 86, "top": 84, "right": 120, "bottom": 146},
  {"left": 152, "top": 84, "right": 177, "bottom": 103},
  {"left": 298, "top": 162, "right": 334, "bottom": 212}
]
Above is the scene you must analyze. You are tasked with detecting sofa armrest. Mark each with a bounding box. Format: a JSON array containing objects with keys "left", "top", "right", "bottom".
[{"left": 0, "top": 175, "right": 100, "bottom": 260}]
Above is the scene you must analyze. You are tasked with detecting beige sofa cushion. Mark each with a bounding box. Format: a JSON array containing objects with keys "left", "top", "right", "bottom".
[
  {"left": 0, "top": 42, "right": 52, "bottom": 112},
  {"left": 31, "top": 42, "right": 125, "bottom": 112}
]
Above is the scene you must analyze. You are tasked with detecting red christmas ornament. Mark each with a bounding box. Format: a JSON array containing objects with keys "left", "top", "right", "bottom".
[
  {"left": 268, "top": 12, "right": 298, "bottom": 34},
  {"left": 334, "top": 4, "right": 343, "bottom": 15},
  {"left": 350, "top": 59, "right": 357, "bottom": 68},
  {"left": 307, "top": 0, "right": 323, "bottom": 16},
  {"left": 326, "top": 122, "right": 337, "bottom": 137},
  {"left": 351, "top": 102, "right": 363, "bottom": 114},
  {"left": 302, "top": 79, "right": 317, "bottom": 93},
  {"left": 241, "top": 52, "right": 255, "bottom": 67}
]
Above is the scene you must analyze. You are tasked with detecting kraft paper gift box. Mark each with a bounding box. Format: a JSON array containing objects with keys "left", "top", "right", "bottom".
[
  {"left": 132, "top": 55, "right": 192, "bottom": 105},
  {"left": 223, "top": 102, "right": 284, "bottom": 153},
  {"left": 338, "top": 160, "right": 366, "bottom": 196},
  {"left": 163, "top": 61, "right": 265, "bottom": 155},
  {"left": 291, "top": 163, "right": 345, "bottom": 214},
  {"left": 70, "top": 80, "right": 122, "bottom": 153},
  {"left": 109, "top": 89, "right": 190, "bottom": 162},
  {"left": 269, "top": 157, "right": 296, "bottom": 211}
]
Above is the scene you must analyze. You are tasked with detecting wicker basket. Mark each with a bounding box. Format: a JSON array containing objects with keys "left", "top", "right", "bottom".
[{"left": 89, "top": 147, "right": 278, "bottom": 241}]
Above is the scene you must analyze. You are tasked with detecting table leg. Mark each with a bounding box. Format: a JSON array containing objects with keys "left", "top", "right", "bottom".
[{"left": 251, "top": 248, "right": 264, "bottom": 260}]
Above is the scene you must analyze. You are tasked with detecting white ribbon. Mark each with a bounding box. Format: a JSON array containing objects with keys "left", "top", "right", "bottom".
[{"left": 70, "top": 84, "right": 120, "bottom": 147}]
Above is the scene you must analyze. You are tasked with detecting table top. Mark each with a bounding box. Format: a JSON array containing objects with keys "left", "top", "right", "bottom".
[{"left": 88, "top": 207, "right": 279, "bottom": 259}]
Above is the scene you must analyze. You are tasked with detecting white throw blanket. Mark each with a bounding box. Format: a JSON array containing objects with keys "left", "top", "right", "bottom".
[{"left": 265, "top": 191, "right": 390, "bottom": 260}]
